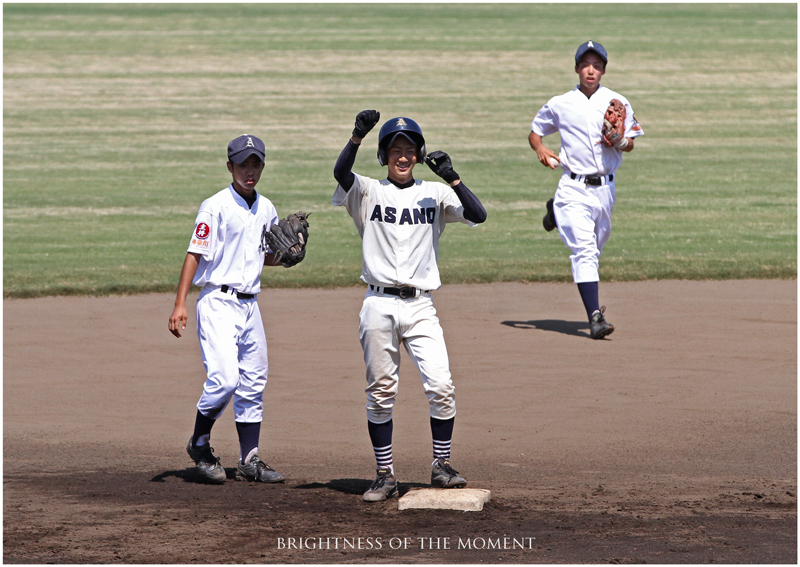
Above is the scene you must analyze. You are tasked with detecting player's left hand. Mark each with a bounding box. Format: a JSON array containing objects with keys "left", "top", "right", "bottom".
[
  {"left": 601, "top": 99, "right": 627, "bottom": 147},
  {"left": 425, "top": 150, "right": 460, "bottom": 184},
  {"left": 262, "top": 211, "right": 311, "bottom": 268}
]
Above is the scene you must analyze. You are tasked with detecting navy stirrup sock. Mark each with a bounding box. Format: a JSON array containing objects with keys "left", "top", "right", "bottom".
[
  {"left": 577, "top": 281, "right": 600, "bottom": 320},
  {"left": 368, "top": 419, "right": 394, "bottom": 473},
  {"left": 192, "top": 410, "right": 216, "bottom": 447},
  {"left": 430, "top": 416, "right": 455, "bottom": 461},
  {"left": 236, "top": 421, "right": 261, "bottom": 462}
]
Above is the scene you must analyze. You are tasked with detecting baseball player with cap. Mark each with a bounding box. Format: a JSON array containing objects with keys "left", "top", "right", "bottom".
[
  {"left": 529, "top": 40, "right": 644, "bottom": 339},
  {"left": 332, "top": 110, "right": 487, "bottom": 502},
  {"left": 168, "top": 134, "right": 295, "bottom": 484}
]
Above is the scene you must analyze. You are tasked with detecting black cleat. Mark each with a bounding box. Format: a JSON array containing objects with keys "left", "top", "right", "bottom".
[
  {"left": 186, "top": 438, "right": 226, "bottom": 484},
  {"left": 590, "top": 306, "right": 615, "bottom": 339},
  {"left": 543, "top": 198, "right": 557, "bottom": 232},
  {"left": 431, "top": 459, "right": 467, "bottom": 488},
  {"left": 363, "top": 468, "right": 398, "bottom": 502}
]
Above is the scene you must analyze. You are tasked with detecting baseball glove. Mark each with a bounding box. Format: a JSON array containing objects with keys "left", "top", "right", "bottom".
[
  {"left": 263, "top": 212, "right": 311, "bottom": 267},
  {"left": 601, "top": 99, "right": 627, "bottom": 147}
]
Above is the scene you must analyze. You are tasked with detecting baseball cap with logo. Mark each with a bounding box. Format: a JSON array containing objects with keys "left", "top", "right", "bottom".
[
  {"left": 227, "top": 134, "right": 266, "bottom": 164},
  {"left": 575, "top": 40, "right": 608, "bottom": 65}
]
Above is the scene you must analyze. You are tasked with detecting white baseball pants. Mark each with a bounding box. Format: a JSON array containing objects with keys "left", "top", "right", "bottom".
[
  {"left": 359, "top": 291, "right": 456, "bottom": 424},
  {"left": 195, "top": 287, "right": 269, "bottom": 423},
  {"left": 554, "top": 175, "right": 616, "bottom": 283}
]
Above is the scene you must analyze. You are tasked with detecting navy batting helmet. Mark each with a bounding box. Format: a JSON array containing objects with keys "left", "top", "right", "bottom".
[{"left": 376, "top": 117, "right": 426, "bottom": 166}]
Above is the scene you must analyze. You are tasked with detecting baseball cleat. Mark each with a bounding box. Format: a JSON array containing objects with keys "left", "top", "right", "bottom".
[
  {"left": 590, "top": 306, "right": 615, "bottom": 339},
  {"left": 186, "top": 438, "right": 226, "bottom": 484},
  {"left": 542, "top": 198, "right": 557, "bottom": 232},
  {"left": 235, "top": 451, "right": 286, "bottom": 483},
  {"left": 431, "top": 458, "right": 467, "bottom": 488},
  {"left": 362, "top": 468, "right": 398, "bottom": 502}
]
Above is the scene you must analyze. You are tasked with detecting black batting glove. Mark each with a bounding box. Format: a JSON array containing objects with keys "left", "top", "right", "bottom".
[
  {"left": 353, "top": 110, "right": 380, "bottom": 138},
  {"left": 425, "top": 150, "right": 460, "bottom": 184}
]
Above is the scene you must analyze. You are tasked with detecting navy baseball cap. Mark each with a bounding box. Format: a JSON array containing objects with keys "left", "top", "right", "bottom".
[
  {"left": 575, "top": 40, "right": 608, "bottom": 65},
  {"left": 227, "top": 134, "right": 265, "bottom": 164}
]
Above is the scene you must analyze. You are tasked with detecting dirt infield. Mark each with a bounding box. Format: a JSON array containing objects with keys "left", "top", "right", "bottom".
[{"left": 4, "top": 280, "right": 797, "bottom": 563}]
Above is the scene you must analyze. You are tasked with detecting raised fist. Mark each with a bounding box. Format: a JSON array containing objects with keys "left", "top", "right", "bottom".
[{"left": 353, "top": 110, "right": 380, "bottom": 138}]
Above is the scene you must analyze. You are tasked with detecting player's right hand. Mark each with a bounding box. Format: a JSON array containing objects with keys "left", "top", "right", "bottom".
[
  {"left": 168, "top": 305, "right": 188, "bottom": 338},
  {"left": 538, "top": 149, "right": 560, "bottom": 169},
  {"left": 353, "top": 110, "right": 380, "bottom": 138}
]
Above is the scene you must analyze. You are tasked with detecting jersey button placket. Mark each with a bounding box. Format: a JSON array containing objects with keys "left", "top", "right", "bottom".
[
  {"left": 396, "top": 231, "right": 408, "bottom": 284},
  {"left": 243, "top": 211, "right": 256, "bottom": 285},
  {"left": 394, "top": 195, "right": 407, "bottom": 284},
  {"left": 397, "top": 191, "right": 416, "bottom": 284},
  {"left": 585, "top": 101, "right": 601, "bottom": 172}
]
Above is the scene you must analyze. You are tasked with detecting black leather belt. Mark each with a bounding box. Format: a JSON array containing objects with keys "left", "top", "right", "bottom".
[
  {"left": 221, "top": 285, "right": 255, "bottom": 299},
  {"left": 369, "top": 284, "right": 428, "bottom": 299},
  {"left": 570, "top": 172, "right": 613, "bottom": 186}
]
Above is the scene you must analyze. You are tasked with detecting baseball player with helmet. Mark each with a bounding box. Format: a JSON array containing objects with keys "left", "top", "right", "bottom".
[
  {"left": 529, "top": 41, "right": 643, "bottom": 339},
  {"left": 333, "top": 110, "right": 487, "bottom": 502},
  {"left": 168, "top": 134, "right": 309, "bottom": 484}
]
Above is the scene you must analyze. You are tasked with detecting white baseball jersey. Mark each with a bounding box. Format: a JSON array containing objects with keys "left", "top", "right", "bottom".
[
  {"left": 187, "top": 184, "right": 278, "bottom": 423},
  {"left": 532, "top": 85, "right": 643, "bottom": 176},
  {"left": 188, "top": 185, "right": 279, "bottom": 294},
  {"left": 332, "top": 173, "right": 474, "bottom": 291},
  {"left": 532, "top": 85, "right": 644, "bottom": 284},
  {"left": 333, "top": 172, "right": 474, "bottom": 424}
]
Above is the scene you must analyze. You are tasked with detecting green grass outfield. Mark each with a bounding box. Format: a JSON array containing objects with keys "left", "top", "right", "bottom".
[{"left": 4, "top": 3, "right": 796, "bottom": 298}]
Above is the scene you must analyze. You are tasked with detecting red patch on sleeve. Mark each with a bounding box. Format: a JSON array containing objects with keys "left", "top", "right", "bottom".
[{"left": 195, "top": 223, "right": 210, "bottom": 239}]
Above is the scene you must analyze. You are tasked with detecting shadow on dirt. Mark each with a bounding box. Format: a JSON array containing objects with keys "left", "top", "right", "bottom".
[
  {"left": 149, "top": 471, "right": 429, "bottom": 495},
  {"left": 295, "top": 478, "right": 429, "bottom": 496},
  {"left": 150, "top": 467, "right": 238, "bottom": 484},
  {"left": 502, "top": 319, "right": 589, "bottom": 338}
]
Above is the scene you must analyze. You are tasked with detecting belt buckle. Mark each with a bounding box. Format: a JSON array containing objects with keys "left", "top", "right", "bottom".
[
  {"left": 585, "top": 175, "right": 601, "bottom": 186},
  {"left": 398, "top": 287, "right": 415, "bottom": 299}
]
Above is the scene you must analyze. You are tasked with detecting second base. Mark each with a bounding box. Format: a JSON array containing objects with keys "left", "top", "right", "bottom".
[{"left": 398, "top": 488, "right": 491, "bottom": 512}]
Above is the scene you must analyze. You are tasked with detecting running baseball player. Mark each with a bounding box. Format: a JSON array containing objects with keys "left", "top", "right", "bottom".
[
  {"left": 168, "top": 134, "right": 307, "bottom": 484},
  {"left": 529, "top": 41, "right": 643, "bottom": 339},
  {"left": 333, "top": 111, "right": 487, "bottom": 502}
]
